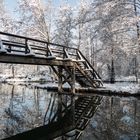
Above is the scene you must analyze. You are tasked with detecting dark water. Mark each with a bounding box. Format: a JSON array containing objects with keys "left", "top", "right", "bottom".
[
  {"left": 81, "top": 96, "right": 140, "bottom": 140},
  {"left": 0, "top": 83, "right": 139, "bottom": 140}
]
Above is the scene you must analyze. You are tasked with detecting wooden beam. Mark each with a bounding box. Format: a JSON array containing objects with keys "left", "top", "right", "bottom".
[
  {"left": 58, "top": 66, "right": 63, "bottom": 93},
  {"left": 0, "top": 54, "right": 74, "bottom": 66}
]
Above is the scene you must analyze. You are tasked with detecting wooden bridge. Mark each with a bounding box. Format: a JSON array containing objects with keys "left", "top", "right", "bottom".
[
  {"left": 0, "top": 32, "right": 103, "bottom": 94},
  {"left": 0, "top": 32, "right": 103, "bottom": 140}
]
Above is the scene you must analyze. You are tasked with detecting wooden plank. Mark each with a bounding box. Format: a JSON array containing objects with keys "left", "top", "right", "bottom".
[{"left": 2, "top": 40, "right": 25, "bottom": 47}]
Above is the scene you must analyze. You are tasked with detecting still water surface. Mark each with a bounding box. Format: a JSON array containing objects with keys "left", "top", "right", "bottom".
[{"left": 0, "top": 83, "right": 139, "bottom": 140}]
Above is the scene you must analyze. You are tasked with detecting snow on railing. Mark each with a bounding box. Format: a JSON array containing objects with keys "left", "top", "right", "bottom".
[
  {"left": 0, "top": 38, "right": 6, "bottom": 53},
  {"left": 0, "top": 31, "right": 78, "bottom": 59}
]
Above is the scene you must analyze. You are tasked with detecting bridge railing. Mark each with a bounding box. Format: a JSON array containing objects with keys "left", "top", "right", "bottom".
[
  {"left": 0, "top": 32, "right": 78, "bottom": 59},
  {"left": 77, "top": 50, "right": 103, "bottom": 84}
]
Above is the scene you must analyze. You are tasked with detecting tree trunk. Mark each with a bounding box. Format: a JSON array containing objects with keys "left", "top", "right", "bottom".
[
  {"left": 134, "top": 0, "right": 139, "bottom": 83},
  {"left": 110, "top": 59, "right": 115, "bottom": 83},
  {"left": 134, "top": 56, "right": 138, "bottom": 82},
  {"left": 12, "top": 65, "right": 15, "bottom": 78}
]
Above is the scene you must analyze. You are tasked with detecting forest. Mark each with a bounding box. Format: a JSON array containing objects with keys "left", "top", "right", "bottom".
[
  {"left": 0, "top": 0, "right": 140, "bottom": 82},
  {"left": 0, "top": 1, "right": 140, "bottom": 139}
]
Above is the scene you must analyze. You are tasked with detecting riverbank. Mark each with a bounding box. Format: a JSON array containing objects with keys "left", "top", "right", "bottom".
[
  {"left": 3, "top": 81, "right": 139, "bottom": 97},
  {"left": 0, "top": 74, "right": 139, "bottom": 96}
]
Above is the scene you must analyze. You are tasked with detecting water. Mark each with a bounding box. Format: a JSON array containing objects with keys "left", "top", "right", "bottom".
[
  {"left": 0, "top": 83, "right": 139, "bottom": 140},
  {"left": 0, "top": 83, "right": 53, "bottom": 139},
  {"left": 81, "top": 96, "right": 140, "bottom": 140}
]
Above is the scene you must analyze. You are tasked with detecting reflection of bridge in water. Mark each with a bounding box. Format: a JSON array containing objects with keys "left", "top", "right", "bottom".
[
  {"left": 0, "top": 32, "right": 103, "bottom": 140},
  {"left": 3, "top": 85, "right": 102, "bottom": 140}
]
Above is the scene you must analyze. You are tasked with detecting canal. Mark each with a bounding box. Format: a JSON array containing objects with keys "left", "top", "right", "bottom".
[{"left": 0, "top": 83, "right": 139, "bottom": 140}]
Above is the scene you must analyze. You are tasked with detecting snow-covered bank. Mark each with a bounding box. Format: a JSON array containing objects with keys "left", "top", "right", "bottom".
[
  {"left": 33, "top": 82, "right": 139, "bottom": 95},
  {"left": 0, "top": 76, "right": 139, "bottom": 95},
  {"left": 115, "top": 76, "right": 139, "bottom": 82},
  {"left": 104, "top": 82, "right": 140, "bottom": 94},
  {"left": 33, "top": 82, "right": 140, "bottom": 97},
  {"left": 0, "top": 73, "right": 55, "bottom": 83}
]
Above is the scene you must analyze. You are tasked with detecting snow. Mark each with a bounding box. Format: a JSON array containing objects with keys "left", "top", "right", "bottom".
[
  {"left": 104, "top": 82, "right": 140, "bottom": 94},
  {"left": 31, "top": 82, "right": 57, "bottom": 89},
  {"left": 27, "top": 42, "right": 35, "bottom": 56},
  {"left": 0, "top": 40, "right": 7, "bottom": 53},
  {"left": 0, "top": 72, "right": 55, "bottom": 83},
  {"left": 0, "top": 49, "right": 7, "bottom": 53},
  {"left": 115, "top": 76, "right": 138, "bottom": 82},
  {"left": 0, "top": 74, "right": 13, "bottom": 82}
]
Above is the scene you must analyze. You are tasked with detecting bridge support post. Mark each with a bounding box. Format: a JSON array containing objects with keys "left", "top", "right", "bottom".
[
  {"left": 58, "top": 66, "right": 63, "bottom": 94},
  {"left": 71, "top": 64, "right": 75, "bottom": 94},
  {"left": 57, "top": 65, "right": 76, "bottom": 94}
]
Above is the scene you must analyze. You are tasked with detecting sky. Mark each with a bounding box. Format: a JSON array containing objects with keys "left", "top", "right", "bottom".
[
  {"left": 4, "top": 0, "right": 79, "bottom": 19},
  {"left": 5, "top": 0, "right": 17, "bottom": 14},
  {"left": 5, "top": 0, "right": 79, "bottom": 12}
]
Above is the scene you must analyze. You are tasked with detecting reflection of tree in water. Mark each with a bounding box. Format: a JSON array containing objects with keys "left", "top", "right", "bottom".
[
  {"left": 44, "top": 92, "right": 75, "bottom": 127},
  {"left": 43, "top": 93, "right": 57, "bottom": 125},
  {"left": 4, "top": 85, "right": 25, "bottom": 137},
  {"left": 81, "top": 96, "right": 140, "bottom": 140},
  {"left": 3, "top": 85, "right": 58, "bottom": 138},
  {"left": 2, "top": 84, "right": 139, "bottom": 140},
  {"left": 2, "top": 85, "right": 75, "bottom": 139}
]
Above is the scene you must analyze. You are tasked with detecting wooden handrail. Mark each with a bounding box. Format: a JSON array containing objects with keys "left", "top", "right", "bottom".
[
  {"left": 77, "top": 49, "right": 103, "bottom": 83},
  {"left": 0, "top": 32, "right": 78, "bottom": 51}
]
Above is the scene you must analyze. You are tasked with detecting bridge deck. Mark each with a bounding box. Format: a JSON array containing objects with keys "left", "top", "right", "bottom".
[{"left": 0, "top": 53, "right": 74, "bottom": 66}]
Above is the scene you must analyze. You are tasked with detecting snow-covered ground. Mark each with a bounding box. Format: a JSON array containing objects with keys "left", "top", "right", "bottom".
[
  {"left": 115, "top": 76, "right": 139, "bottom": 82},
  {"left": 0, "top": 74, "right": 54, "bottom": 83},
  {"left": 0, "top": 74, "right": 139, "bottom": 94},
  {"left": 104, "top": 82, "right": 140, "bottom": 94}
]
